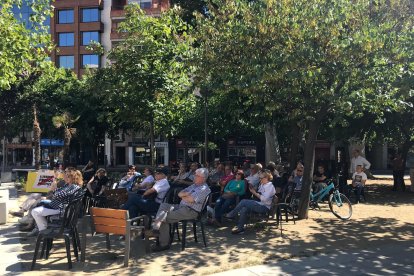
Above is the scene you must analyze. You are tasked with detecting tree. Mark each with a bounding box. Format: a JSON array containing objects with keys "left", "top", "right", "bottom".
[
  {"left": 191, "top": 0, "right": 413, "bottom": 219},
  {"left": 52, "top": 112, "right": 79, "bottom": 166},
  {"left": 0, "top": 0, "right": 52, "bottom": 90},
  {"left": 106, "top": 5, "right": 195, "bottom": 166}
]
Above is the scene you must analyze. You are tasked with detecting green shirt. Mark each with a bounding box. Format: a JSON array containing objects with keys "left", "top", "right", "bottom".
[{"left": 224, "top": 180, "right": 245, "bottom": 196}]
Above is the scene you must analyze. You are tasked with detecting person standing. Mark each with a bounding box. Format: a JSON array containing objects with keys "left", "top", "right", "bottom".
[
  {"left": 391, "top": 153, "right": 405, "bottom": 192},
  {"left": 350, "top": 149, "right": 371, "bottom": 178}
]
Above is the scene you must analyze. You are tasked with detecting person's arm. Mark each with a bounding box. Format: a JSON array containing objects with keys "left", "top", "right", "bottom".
[
  {"left": 143, "top": 187, "right": 156, "bottom": 196},
  {"left": 362, "top": 157, "right": 371, "bottom": 170},
  {"left": 86, "top": 176, "right": 96, "bottom": 194},
  {"left": 361, "top": 173, "right": 367, "bottom": 186}
]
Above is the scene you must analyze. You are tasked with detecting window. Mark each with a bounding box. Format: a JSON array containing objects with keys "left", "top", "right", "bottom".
[
  {"left": 129, "top": 0, "right": 152, "bottom": 9},
  {"left": 58, "top": 33, "right": 74, "bottom": 46},
  {"left": 58, "top": 10, "right": 74, "bottom": 24},
  {"left": 82, "top": 54, "right": 100, "bottom": 68},
  {"left": 58, "top": 56, "right": 74, "bottom": 69},
  {"left": 81, "top": 8, "right": 99, "bottom": 22},
  {"left": 81, "top": 31, "right": 100, "bottom": 46}
]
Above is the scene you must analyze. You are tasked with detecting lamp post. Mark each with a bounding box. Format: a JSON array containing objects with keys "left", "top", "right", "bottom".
[{"left": 194, "top": 87, "right": 209, "bottom": 166}]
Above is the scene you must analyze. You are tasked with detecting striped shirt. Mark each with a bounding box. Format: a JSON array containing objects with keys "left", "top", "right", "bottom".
[
  {"left": 180, "top": 183, "right": 211, "bottom": 212},
  {"left": 49, "top": 184, "right": 82, "bottom": 210}
]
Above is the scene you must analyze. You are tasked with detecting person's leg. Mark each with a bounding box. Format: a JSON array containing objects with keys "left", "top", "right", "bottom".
[
  {"left": 392, "top": 170, "right": 398, "bottom": 191},
  {"left": 399, "top": 170, "right": 406, "bottom": 191},
  {"left": 236, "top": 200, "right": 268, "bottom": 231},
  {"left": 355, "top": 185, "right": 363, "bottom": 202},
  {"left": 219, "top": 198, "right": 236, "bottom": 222},
  {"left": 214, "top": 197, "right": 225, "bottom": 221},
  {"left": 226, "top": 199, "right": 248, "bottom": 218},
  {"left": 152, "top": 203, "right": 176, "bottom": 230},
  {"left": 135, "top": 199, "right": 160, "bottom": 215},
  {"left": 31, "top": 206, "right": 61, "bottom": 231},
  {"left": 158, "top": 206, "right": 198, "bottom": 246}
]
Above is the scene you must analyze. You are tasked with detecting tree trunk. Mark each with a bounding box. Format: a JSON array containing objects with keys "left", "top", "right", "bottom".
[
  {"left": 33, "top": 105, "right": 41, "bottom": 170},
  {"left": 63, "top": 128, "right": 71, "bottom": 167},
  {"left": 289, "top": 122, "right": 301, "bottom": 170},
  {"left": 150, "top": 117, "right": 156, "bottom": 168},
  {"left": 401, "top": 140, "right": 414, "bottom": 166},
  {"left": 297, "top": 116, "right": 324, "bottom": 220},
  {"left": 265, "top": 121, "right": 281, "bottom": 164}
]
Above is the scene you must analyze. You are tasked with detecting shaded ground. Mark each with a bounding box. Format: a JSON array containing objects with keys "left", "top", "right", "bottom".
[{"left": 1, "top": 178, "right": 413, "bottom": 275}]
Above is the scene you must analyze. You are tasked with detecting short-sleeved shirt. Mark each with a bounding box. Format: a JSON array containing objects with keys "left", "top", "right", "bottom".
[
  {"left": 352, "top": 172, "right": 367, "bottom": 187},
  {"left": 246, "top": 173, "right": 260, "bottom": 189},
  {"left": 314, "top": 171, "right": 331, "bottom": 183},
  {"left": 153, "top": 178, "right": 170, "bottom": 203},
  {"left": 180, "top": 183, "right": 211, "bottom": 212},
  {"left": 93, "top": 176, "right": 109, "bottom": 195},
  {"left": 141, "top": 175, "right": 155, "bottom": 185},
  {"left": 293, "top": 176, "right": 303, "bottom": 191}
]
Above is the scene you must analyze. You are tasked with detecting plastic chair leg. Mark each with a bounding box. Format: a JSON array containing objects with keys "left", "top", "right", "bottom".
[
  {"left": 181, "top": 221, "right": 187, "bottom": 251},
  {"left": 64, "top": 236, "right": 73, "bottom": 269},
  {"left": 71, "top": 234, "right": 79, "bottom": 261},
  {"left": 200, "top": 222, "right": 207, "bottom": 247},
  {"left": 31, "top": 235, "right": 43, "bottom": 270},
  {"left": 193, "top": 222, "right": 198, "bottom": 243}
]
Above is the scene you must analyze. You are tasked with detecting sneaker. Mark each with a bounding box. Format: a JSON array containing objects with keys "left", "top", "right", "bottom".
[
  {"left": 224, "top": 213, "right": 235, "bottom": 220},
  {"left": 26, "top": 228, "right": 39, "bottom": 237},
  {"left": 18, "top": 216, "right": 33, "bottom": 225},
  {"left": 9, "top": 210, "right": 24, "bottom": 217},
  {"left": 231, "top": 228, "right": 245, "bottom": 235}
]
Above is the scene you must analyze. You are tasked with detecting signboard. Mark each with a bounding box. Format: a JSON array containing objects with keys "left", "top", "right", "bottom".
[
  {"left": 155, "top": 142, "right": 168, "bottom": 148},
  {"left": 25, "top": 170, "right": 57, "bottom": 193},
  {"left": 40, "top": 139, "right": 64, "bottom": 146}
]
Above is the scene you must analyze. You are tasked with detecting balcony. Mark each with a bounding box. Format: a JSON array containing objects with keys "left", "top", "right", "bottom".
[
  {"left": 54, "top": 0, "right": 103, "bottom": 8},
  {"left": 111, "top": 0, "right": 167, "bottom": 18}
]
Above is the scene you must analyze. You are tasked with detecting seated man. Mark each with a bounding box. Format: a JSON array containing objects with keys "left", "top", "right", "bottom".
[
  {"left": 122, "top": 167, "right": 170, "bottom": 218},
  {"left": 245, "top": 164, "right": 261, "bottom": 190},
  {"left": 349, "top": 164, "right": 367, "bottom": 203},
  {"left": 29, "top": 169, "right": 84, "bottom": 237},
  {"left": 148, "top": 168, "right": 211, "bottom": 252},
  {"left": 173, "top": 162, "right": 198, "bottom": 186},
  {"left": 118, "top": 165, "right": 141, "bottom": 191},
  {"left": 225, "top": 170, "right": 275, "bottom": 234},
  {"left": 313, "top": 165, "right": 331, "bottom": 194},
  {"left": 131, "top": 167, "right": 155, "bottom": 192}
]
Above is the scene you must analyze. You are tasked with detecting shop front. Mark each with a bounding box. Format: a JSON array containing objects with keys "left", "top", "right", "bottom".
[
  {"left": 226, "top": 138, "right": 258, "bottom": 165},
  {"left": 40, "top": 139, "right": 64, "bottom": 167}
]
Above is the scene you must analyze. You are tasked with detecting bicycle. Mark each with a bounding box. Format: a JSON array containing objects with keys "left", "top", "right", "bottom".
[{"left": 309, "top": 179, "right": 352, "bottom": 220}]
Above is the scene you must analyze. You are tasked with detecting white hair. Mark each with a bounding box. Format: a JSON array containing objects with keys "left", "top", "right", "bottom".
[{"left": 195, "top": 168, "right": 209, "bottom": 180}]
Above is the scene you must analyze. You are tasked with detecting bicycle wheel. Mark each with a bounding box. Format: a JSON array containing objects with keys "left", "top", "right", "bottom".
[{"left": 328, "top": 192, "right": 352, "bottom": 220}]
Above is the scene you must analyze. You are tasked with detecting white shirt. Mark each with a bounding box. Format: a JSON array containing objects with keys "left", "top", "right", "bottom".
[
  {"left": 153, "top": 178, "right": 170, "bottom": 203},
  {"left": 141, "top": 175, "right": 155, "bottom": 185},
  {"left": 257, "top": 182, "right": 276, "bottom": 209},
  {"left": 246, "top": 173, "right": 260, "bottom": 189},
  {"left": 352, "top": 172, "right": 367, "bottom": 187},
  {"left": 350, "top": 155, "right": 371, "bottom": 174}
]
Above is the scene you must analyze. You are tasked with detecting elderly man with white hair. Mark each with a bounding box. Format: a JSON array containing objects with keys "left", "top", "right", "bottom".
[{"left": 149, "top": 168, "right": 211, "bottom": 252}]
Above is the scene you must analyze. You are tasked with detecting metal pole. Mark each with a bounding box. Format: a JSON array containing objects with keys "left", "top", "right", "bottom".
[
  {"left": 2, "top": 136, "right": 6, "bottom": 173},
  {"left": 204, "top": 94, "right": 208, "bottom": 166}
]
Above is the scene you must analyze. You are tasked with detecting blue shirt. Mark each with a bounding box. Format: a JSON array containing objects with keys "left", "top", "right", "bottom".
[{"left": 180, "top": 183, "right": 211, "bottom": 212}]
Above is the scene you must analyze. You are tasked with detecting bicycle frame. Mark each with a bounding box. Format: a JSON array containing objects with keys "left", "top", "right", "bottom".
[{"left": 310, "top": 182, "right": 334, "bottom": 203}]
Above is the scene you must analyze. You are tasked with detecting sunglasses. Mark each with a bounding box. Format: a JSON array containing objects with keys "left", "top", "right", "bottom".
[{"left": 297, "top": 170, "right": 303, "bottom": 172}]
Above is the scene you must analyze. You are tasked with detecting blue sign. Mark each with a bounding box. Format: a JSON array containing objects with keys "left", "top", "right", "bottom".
[{"left": 40, "top": 139, "right": 64, "bottom": 146}]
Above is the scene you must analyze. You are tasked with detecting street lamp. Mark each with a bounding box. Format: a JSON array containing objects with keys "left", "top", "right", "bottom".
[{"left": 194, "top": 87, "right": 208, "bottom": 166}]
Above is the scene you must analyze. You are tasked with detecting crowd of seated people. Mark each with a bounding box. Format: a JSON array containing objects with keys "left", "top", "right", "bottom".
[{"left": 16, "top": 158, "right": 353, "bottom": 254}]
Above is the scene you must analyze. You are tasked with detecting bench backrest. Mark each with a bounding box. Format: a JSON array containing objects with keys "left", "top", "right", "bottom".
[{"left": 90, "top": 207, "right": 129, "bottom": 236}]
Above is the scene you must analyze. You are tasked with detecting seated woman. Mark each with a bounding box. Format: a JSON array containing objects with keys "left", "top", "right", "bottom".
[
  {"left": 122, "top": 167, "right": 170, "bottom": 218},
  {"left": 132, "top": 167, "right": 155, "bottom": 191},
  {"left": 225, "top": 170, "right": 275, "bottom": 234},
  {"left": 29, "top": 169, "right": 84, "bottom": 237},
  {"left": 313, "top": 165, "right": 330, "bottom": 194},
  {"left": 86, "top": 168, "right": 109, "bottom": 197},
  {"left": 210, "top": 170, "right": 246, "bottom": 226}
]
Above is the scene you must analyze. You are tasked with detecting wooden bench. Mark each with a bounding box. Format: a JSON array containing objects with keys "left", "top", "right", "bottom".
[{"left": 81, "top": 207, "right": 147, "bottom": 267}]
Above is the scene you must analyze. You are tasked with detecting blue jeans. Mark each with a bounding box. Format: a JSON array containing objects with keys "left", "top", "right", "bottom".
[
  {"left": 214, "top": 196, "right": 236, "bottom": 222},
  {"left": 227, "top": 199, "right": 269, "bottom": 230},
  {"left": 122, "top": 193, "right": 160, "bottom": 218}
]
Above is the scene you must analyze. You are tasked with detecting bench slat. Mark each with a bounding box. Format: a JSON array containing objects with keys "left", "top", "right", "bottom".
[
  {"left": 93, "top": 217, "right": 127, "bottom": 227},
  {"left": 91, "top": 207, "right": 128, "bottom": 219},
  {"left": 95, "top": 224, "right": 126, "bottom": 235}
]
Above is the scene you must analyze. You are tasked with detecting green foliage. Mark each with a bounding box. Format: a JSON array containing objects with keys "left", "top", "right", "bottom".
[
  {"left": 106, "top": 5, "right": 195, "bottom": 136},
  {"left": 0, "top": 0, "right": 52, "bottom": 90}
]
